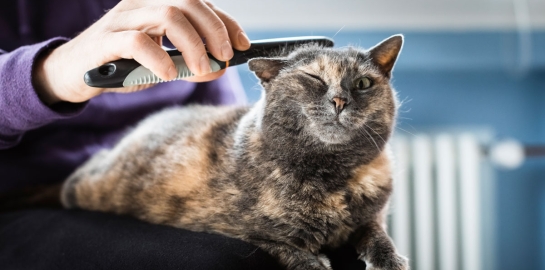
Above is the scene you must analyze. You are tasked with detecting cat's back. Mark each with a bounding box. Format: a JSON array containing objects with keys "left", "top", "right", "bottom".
[
  {"left": 113, "top": 105, "right": 250, "bottom": 152},
  {"left": 135, "top": 105, "right": 249, "bottom": 137}
]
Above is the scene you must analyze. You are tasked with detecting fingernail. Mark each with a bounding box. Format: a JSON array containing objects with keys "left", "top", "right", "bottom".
[
  {"left": 221, "top": 40, "right": 233, "bottom": 60},
  {"left": 200, "top": 54, "right": 212, "bottom": 75},
  {"left": 168, "top": 66, "right": 178, "bottom": 80},
  {"left": 238, "top": 31, "right": 251, "bottom": 49}
]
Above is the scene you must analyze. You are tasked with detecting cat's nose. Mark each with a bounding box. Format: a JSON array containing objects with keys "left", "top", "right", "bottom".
[{"left": 331, "top": 97, "right": 348, "bottom": 114}]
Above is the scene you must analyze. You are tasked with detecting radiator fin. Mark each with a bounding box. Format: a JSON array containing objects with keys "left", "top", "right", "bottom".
[{"left": 390, "top": 133, "right": 484, "bottom": 270}]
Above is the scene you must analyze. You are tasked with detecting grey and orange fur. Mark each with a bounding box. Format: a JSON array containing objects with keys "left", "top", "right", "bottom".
[{"left": 61, "top": 35, "right": 408, "bottom": 270}]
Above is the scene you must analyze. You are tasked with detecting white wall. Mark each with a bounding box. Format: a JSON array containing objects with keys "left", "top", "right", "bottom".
[{"left": 213, "top": 0, "right": 545, "bottom": 31}]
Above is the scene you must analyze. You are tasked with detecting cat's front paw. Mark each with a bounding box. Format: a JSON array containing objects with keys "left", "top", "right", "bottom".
[
  {"left": 290, "top": 254, "right": 332, "bottom": 270},
  {"left": 364, "top": 253, "right": 409, "bottom": 270}
]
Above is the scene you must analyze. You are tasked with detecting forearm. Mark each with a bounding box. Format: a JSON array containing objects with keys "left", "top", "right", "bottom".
[
  {"left": 0, "top": 0, "right": 250, "bottom": 150},
  {"left": 0, "top": 38, "right": 87, "bottom": 150}
]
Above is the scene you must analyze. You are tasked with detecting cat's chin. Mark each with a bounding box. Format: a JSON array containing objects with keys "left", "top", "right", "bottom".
[
  {"left": 310, "top": 123, "right": 353, "bottom": 145},
  {"left": 317, "top": 134, "right": 352, "bottom": 145}
]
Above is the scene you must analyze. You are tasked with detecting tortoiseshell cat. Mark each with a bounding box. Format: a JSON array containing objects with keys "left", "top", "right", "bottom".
[{"left": 61, "top": 35, "right": 408, "bottom": 270}]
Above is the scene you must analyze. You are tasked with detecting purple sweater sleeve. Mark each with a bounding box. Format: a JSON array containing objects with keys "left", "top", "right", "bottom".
[{"left": 0, "top": 38, "right": 87, "bottom": 150}]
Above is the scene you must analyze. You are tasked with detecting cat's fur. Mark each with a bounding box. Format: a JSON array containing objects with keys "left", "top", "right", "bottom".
[{"left": 61, "top": 35, "right": 408, "bottom": 270}]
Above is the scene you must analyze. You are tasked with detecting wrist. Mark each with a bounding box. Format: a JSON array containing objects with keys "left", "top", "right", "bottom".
[
  {"left": 32, "top": 41, "right": 96, "bottom": 105},
  {"left": 33, "top": 47, "right": 62, "bottom": 105}
]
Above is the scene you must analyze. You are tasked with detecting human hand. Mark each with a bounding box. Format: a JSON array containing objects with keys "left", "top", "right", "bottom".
[{"left": 34, "top": 0, "right": 250, "bottom": 105}]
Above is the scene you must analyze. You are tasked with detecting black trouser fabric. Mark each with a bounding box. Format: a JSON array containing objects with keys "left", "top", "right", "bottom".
[{"left": 0, "top": 209, "right": 366, "bottom": 270}]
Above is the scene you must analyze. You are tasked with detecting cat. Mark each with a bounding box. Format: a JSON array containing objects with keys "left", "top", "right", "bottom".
[{"left": 60, "top": 35, "right": 408, "bottom": 270}]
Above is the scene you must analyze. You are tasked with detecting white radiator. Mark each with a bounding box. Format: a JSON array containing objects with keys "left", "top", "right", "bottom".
[{"left": 389, "top": 132, "right": 495, "bottom": 270}]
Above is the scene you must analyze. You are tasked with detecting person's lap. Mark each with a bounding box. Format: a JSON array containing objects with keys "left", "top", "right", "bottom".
[
  {"left": 0, "top": 208, "right": 366, "bottom": 270},
  {"left": 0, "top": 208, "right": 281, "bottom": 270}
]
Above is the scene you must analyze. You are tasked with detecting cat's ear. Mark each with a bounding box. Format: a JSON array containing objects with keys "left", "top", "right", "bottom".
[
  {"left": 248, "top": 58, "right": 287, "bottom": 83},
  {"left": 368, "top": 34, "right": 403, "bottom": 77}
]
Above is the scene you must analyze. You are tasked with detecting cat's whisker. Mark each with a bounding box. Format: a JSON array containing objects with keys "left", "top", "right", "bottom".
[
  {"left": 360, "top": 127, "right": 381, "bottom": 153},
  {"left": 401, "top": 122, "right": 418, "bottom": 133},
  {"left": 333, "top": 25, "right": 346, "bottom": 38},
  {"left": 363, "top": 123, "right": 387, "bottom": 145},
  {"left": 358, "top": 128, "right": 374, "bottom": 149},
  {"left": 394, "top": 126, "right": 416, "bottom": 137},
  {"left": 243, "top": 247, "right": 260, "bottom": 259},
  {"left": 397, "top": 96, "right": 412, "bottom": 107},
  {"left": 364, "top": 118, "right": 415, "bottom": 137},
  {"left": 350, "top": 47, "right": 359, "bottom": 68},
  {"left": 398, "top": 107, "right": 412, "bottom": 114},
  {"left": 394, "top": 117, "right": 417, "bottom": 130},
  {"left": 396, "top": 97, "right": 413, "bottom": 114}
]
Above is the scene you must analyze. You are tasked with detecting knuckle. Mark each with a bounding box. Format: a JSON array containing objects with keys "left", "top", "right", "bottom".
[
  {"left": 188, "top": 35, "right": 204, "bottom": 51},
  {"left": 210, "top": 20, "right": 226, "bottom": 34},
  {"left": 203, "top": 1, "right": 215, "bottom": 9},
  {"left": 160, "top": 5, "right": 182, "bottom": 21},
  {"left": 157, "top": 51, "right": 171, "bottom": 65},
  {"left": 160, "top": 6, "right": 188, "bottom": 27},
  {"left": 223, "top": 15, "right": 238, "bottom": 27},
  {"left": 183, "top": 0, "right": 202, "bottom": 7},
  {"left": 127, "top": 32, "right": 148, "bottom": 50}
]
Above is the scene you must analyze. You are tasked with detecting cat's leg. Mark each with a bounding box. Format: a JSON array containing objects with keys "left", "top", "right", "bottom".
[
  {"left": 255, "top": 242, "right": 331, "bottom": 270},
  {"left": 353, "top": 222, "right": 408, "bottom": 270},
  {"left": 60, "top": 149, "right": 118, "bottom": 211}
]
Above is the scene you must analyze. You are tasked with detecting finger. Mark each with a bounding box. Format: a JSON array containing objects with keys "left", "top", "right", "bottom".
[
  {"left": 182, "top": 68, "right": 227, "bottom": 83},
  {"left": 204, "top": 1, "right": 251, "bottom": 51},
  {"left": 152, "top": 36, "right": 163, "bottom": 47},
  {"left": 180, "top": 1, "right": 233, "bottom": 61},
  {"left": 104, "top": 83, "right": 156, "bottom": 94},
  {"left": 113, "top": 6, "right": 211, "bottom": 76},
  {"left": 113, "top": 1, "right": 248, "bottom": 52},
  {"left": 106, "top": 31, "right": 177, "bottom": 81}
]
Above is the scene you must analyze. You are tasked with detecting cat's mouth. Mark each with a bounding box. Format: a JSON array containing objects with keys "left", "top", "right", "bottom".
[
  {"left": 315, "top": 123, "right": 352, "bottom": 144},
  {"left": 321, "top": 120, "right": 351, "bottom": 137},
  {"left": 304, "top": 116, "right": 354, "bottom": 144},
  {"left": 331, "top": 114, "right": 354, "bottom": 128},
  {"left": 323, "top": 120, "right": 345, "bottom": 128}
]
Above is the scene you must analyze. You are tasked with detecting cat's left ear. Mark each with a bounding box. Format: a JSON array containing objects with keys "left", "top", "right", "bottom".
[
  {"left": 368, "top": 34, "right": 404, "bottom": 77},
  {"left": 248, "top": 58, "right": 287, "bottom": 83}
]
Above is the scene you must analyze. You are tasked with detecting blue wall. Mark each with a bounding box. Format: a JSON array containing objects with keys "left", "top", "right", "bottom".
[{"left": 236, "top": 30, "right": 545, "bottom": 270}]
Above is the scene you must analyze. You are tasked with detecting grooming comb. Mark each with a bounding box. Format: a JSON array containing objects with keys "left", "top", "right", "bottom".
[{"left": 84, "top": 36, "right": 334, "bottom": 88}]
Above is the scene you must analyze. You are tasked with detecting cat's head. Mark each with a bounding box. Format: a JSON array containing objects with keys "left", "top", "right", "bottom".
[{"left": 248, "top": 35, "right": 403, "bottom": 147}]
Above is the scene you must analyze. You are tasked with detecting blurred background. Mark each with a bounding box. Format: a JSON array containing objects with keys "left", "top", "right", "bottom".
[{"left": 215, "top": 0, "right": 545, "bottom": 269}]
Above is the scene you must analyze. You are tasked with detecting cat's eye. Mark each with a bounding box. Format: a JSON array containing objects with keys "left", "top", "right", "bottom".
[
  {"left": 303, "top": 72, "right": 326, "bottom": 85},
  {"left": 355, "top": 77, "right": 372, "bottom": 90}
]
